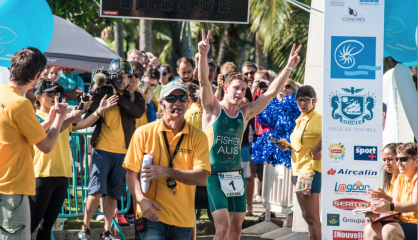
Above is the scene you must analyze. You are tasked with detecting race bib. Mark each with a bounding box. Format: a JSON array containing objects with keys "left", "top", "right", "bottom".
[{"left": 219, "top": 171, "right": 244, "bottom": 197}]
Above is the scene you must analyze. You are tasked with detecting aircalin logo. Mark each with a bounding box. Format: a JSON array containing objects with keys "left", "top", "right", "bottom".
[
  {"left": 327, "top": 168, "right": 377, "bottom": 177},
  {"left": 329, "top": 87, "right": 376, "bottom": 125},
  {"left": 342, "top": 8, "right": 365, "bottom": 23},
  {"left": 328, "top": 143, "right": 345, "bottom": 160}
]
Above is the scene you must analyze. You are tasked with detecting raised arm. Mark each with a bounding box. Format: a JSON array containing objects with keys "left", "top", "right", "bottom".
[
  {"left": 242, "top": 44, "right": 302, "bottom": 121},
  {"left": 198, "top": 29, "right": 218, "bottom": 114}
]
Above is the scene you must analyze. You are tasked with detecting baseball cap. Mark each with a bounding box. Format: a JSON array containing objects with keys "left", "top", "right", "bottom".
[
  {"left": 160, "top": 81, "right": 188, "bottom": 99},
  {"left": 34, "top": 78, "right": 64, "bottom": 96}
]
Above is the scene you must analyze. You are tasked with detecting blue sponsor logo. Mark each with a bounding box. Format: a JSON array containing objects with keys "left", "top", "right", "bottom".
[
  {"left": 335, "top": 181, "right": 370, "bottom": 194},
  {"left": 359, "top": 0, "right": 379, "bottom": 6},
  {"left": 354, "top": 146, "right": 378, "bottom": 161},
  {"left": 331, "top": 36, "right": 380, "bottom": 79}
]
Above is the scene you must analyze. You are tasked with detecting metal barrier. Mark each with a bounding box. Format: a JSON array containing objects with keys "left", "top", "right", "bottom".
[
  {"left": 49, "top": 132, "right": 131, "bottom": 240},
  {"left": 261, "top": 164, "right": 294, "bottom": 224}
]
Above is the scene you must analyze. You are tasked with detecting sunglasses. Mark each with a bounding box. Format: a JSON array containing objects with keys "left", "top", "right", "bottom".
[
  {"left": 395, "top": 157, "right": 413, "bottom": 162},
  {"left": 134, "top": 73, "right": 142, "bottom": 78},
  {"left": 296, "top": 98, "right": 315, "bottom": 104},
  {"left": 163, "top": 95, "right": 188, "bottom": 103},
  {"left": 43, "top": 92, "right": 60, "bottom": 97},
  {"left": 162, "top": 72, "right": 168, "bottom": 76},
  {"left": 284, "top": 85, "right": 292, "bottom": 89},
  {"left": 244, "top": 71, "right": 256, "bottom": 76}
]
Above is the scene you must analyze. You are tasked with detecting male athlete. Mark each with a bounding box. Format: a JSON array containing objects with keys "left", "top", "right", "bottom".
[{"left": 198, "top": 30, "right": 301, "bottom": 240}]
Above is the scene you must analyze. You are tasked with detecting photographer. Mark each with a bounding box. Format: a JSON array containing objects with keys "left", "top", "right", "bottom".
[{"left": 78, "top": 59, "right": 145, "bottom": 240}]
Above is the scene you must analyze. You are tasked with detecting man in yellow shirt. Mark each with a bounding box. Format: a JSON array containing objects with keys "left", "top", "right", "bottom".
[
  {"left": 0, "top": 47, "right": 68, "bottom": 240},
  {"left": 78, "top": 59, "right": 146, "bottom": 240},
  {"left": 124, "top": 81, "right": 211, "bottom": 240}
]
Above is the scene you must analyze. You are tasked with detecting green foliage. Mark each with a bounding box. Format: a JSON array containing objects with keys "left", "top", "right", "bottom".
[
  {"left": 251, "top": 0, "right": 311, "bottom": 83},
  {"left": 47, "top": 0, "right": 115, "bottom": 29}
]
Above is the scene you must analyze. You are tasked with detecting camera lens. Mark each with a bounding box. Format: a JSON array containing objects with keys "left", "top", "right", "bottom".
[{"left": 259, "top": 82, "right": 268, "bottom": 88}]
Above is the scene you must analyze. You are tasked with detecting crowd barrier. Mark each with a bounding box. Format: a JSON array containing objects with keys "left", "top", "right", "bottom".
[
  {"left": 49, "top": 132, "right": 131, "bottom": 240},
  {"left": 261, "top": 164, "right": 294, "bottom": 224}
]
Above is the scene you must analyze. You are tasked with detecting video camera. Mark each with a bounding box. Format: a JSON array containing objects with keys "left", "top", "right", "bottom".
[
  {"left": 91, "top": 68, "right": 123, "bottom": 97},
  {"left": 91, "top": 59, "right": 134, "bottom": 97}
]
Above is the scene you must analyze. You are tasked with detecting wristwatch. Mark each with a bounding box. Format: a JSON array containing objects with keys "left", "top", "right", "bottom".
[
  {"left": 285, "top": 65, "right": 294, "bottom": 72},
  {"left": 390, "top": 202, "right": 395, "bottom": 212}
]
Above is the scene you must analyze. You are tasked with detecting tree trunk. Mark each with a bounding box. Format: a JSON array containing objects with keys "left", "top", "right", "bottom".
[
  {"left": 114, "top": 19, "right": 124, "bottom": 58},
  {"left": 168, "top": 21, "right": 193, "bottom": 74},
  {"left": 255, "top": 33, "right": 267, "bottom": 70},
  {"left": 217, "top": 24, "right": 231, "bottom": 67},
  {"left": 140, "top": 19, "right": 152, "bottom": 52}
]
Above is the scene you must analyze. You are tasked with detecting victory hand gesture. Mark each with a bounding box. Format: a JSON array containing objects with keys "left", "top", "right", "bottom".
[
  {"left": 198, "top": 29, "right": 211, "bottom": 56},
  {"left": 287, "top": 44, "right": 302, "bottom": 69}
]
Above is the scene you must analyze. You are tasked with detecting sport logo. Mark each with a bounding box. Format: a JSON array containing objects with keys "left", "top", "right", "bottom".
[
  {"left": 333, "top": 198, "right": 370, "bottom": 210},
  {"left": 331, "top": 36, "right": 380, "bottom": 79},
  {"left": 327, "top": 214, "right": 340, "bottom": 226},
  {"left": 329, "top": 87, "right": 376, "bottom": 125},
  {"left": 334, "top": 181, "right": 370, "bottom": 194},
  {"left": 342, "top": 7, "right": 365, "bottom": 23},
  {"left": 333, "top": 230, "right": 363, "bottom": 240},
  {"left": 328, "top": 143, "right": 345, "bottom": 160},
  {"left": 354, "top": 146, "right": 378, "bottom": 161}
]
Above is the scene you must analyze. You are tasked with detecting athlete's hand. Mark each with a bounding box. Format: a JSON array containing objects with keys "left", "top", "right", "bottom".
[
  {"left": 141, "top": 165, "right": 170, "bottom": 182},
  {"left": 198, "top": 29, "right": 211, "bottom": 56},
  {"left": 138, "top": 197, "right": 161, "bottom": 222},
  {"left": 287, "top": 43, "right": 302, "bottom": 69}
]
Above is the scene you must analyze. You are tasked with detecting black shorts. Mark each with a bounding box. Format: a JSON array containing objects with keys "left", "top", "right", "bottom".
[{"left": 380, "top": 221, "right": 417, "bottom": 240}]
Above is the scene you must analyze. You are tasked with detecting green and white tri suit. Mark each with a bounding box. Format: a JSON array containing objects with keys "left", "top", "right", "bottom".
[{"left": 204, "top": 106, "right": 246, "bottom": 213}]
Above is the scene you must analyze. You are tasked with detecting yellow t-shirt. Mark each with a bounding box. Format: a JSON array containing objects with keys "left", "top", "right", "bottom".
[
  {"left": 184, "top": 102, "right": 202, "bottom": 130},
  {"left": 154, "top": 85, "right": 162, "bottom": 113},
  {"left": 290, "top": 109, "right": 322, "bottom": 176},
  {"left": 33, "top": 110, "right": 73, "bottom": 178},
  {"left": 0, "top": 84, "right": 47, "bottom": 195},
  {"left": 396, "top": 172, "right": 417, "bottom": 223},
  {"left": 386, "top": 174, "right": 397, "bottom": 198},
  {"left": 94, "top": 104, "right": 127, "bottom": 154},
  {"left": 123, "top": 119, "right": 211, "bottom": 228}
]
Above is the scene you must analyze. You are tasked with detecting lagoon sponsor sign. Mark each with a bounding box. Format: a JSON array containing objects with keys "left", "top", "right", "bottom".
[{"left": 323, "top": 0, "right": 384, "bottom": 239}]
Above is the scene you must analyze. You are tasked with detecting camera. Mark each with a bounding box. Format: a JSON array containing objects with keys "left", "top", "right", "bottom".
[
  {"left": 259, "top": 81, "right": 268, "bottom": 89},
  {"left": 91, "top": 68, "right": 123, "bottom": 97},
  {"left": 76, "top": 94, "right": 90, "bottom": 110}
]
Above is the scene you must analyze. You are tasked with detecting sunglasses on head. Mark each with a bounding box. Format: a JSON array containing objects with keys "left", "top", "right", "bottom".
[
  {"left": 43, "top": 91, "right": 60, "bottom": 97},
  {"left": 396, "top": 157, "right": 413, "bottom": 162},
  {"left": 163, "top": 95, "right": 188, "bottom": 103},
  {"left": 162, "top": 72, "right": 168, "bottom": 76},
  {"left": 244, "top": 71, "right": 256, "bottom": 76}
]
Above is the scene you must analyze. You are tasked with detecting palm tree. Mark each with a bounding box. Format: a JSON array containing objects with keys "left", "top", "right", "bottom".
[{"left": 251, "top": 0, "right": 310, "bottom": 82}]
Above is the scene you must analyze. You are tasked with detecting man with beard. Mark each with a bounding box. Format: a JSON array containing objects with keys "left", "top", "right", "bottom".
[
  {"left": 77, "top": 59, "right": 146, "bottom": 240},
  {"left": 177, "top": 56, "right": 199, "bottom": 85},
  {"left": 198, "top": 30, "right": 301, "bottom": 240}
]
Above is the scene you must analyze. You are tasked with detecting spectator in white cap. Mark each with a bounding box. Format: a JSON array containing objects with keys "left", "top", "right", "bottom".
[{"left": 124, "top": 81, "right": 211, "bottom": 240}]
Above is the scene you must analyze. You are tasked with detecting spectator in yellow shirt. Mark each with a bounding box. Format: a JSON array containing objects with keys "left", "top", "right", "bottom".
[
  {"left": 0, "top": 48, "right": 68, "bottom": 240},
  {"left": 124, "top": 81, "right": 210, "bottom": 240}
]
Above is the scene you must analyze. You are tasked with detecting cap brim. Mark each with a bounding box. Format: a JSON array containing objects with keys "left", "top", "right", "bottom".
[
  {"left": 161, "top": 86, "right": 188, "bottom": 99},
  {"left": 43, "top": 85, "right": 64, "bottom": 93}
]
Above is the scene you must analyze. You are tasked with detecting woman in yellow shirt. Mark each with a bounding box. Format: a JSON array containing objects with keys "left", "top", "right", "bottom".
[
  {"left": 184, "top": 82, "right": 202, "bottom": 130},
  {"left": 364, "top": 142, "right": 417, "bottom": 240},
  {"left": 29, "top": 79, "right": 117, "bottom": 240},
  {"left": 277, "top": 85, "right": 322, "bottom": 240}
]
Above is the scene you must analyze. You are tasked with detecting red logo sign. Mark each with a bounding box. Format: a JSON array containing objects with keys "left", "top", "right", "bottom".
[
  {"left": 103, "top": 11, "right": 118, "bottom": 15},
  {"left": 328, "top": 168, "right": 337, "bottom": 175},
  {"left": 337, "top": 184, "right": 347, "bottom": 192},
  {"left": 333, "top": 198, "right": 370, "bottom": 211},
  {"left": 333, "top": 230, "right": 363, "bottom": 240}
]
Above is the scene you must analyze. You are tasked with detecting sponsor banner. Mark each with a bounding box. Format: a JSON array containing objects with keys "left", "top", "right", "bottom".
[{"left": 323, "top": 0, "right": 384, "bottom": 239}]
